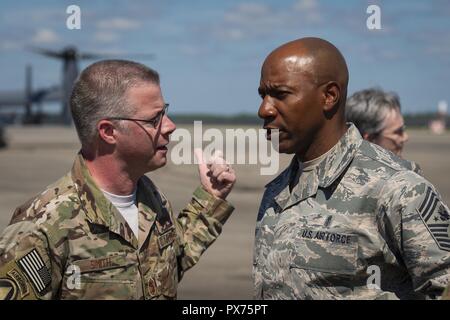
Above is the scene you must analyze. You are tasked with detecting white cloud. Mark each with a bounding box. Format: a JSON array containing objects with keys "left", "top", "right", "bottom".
[
  {"left": 215, "top": 2, "right": 287, "bottom": 41},
  {"left": 94, "top": 31, "right": 120, "bottom": 43},
  {"left": 95, "top": 47, "right": 127, "bottom": 55},
  {"left": 379, "top": 50, "right": 400, "bottom": 60},
  {"left": 293, "top": 0, "right": 322, "bottom": 23},
  {"left": 29, "top": 8, "right": 65, "bottom": 23},
  {"left": 32, "top": 28, "right": 59, "bottom": 44},
  {"left": 217, "top": 28, "right": 245, "bottom": 41},
  {"left": 213, "top": 1, "right": 326, "bottom": 42},
  {"left": 294, "top": 0, "right": 318, "bottom": 11},
  {"left": 97, "top": 18, "right": 141, "bottom": 30},
  {"left": 425, "top": 37, "right": 450, "bottom": 56},
  {"left": 178, "top": 44, "right": 204, "bottom": 56},
  {"left": 224, "top": 3, "right": 271, "bottom": 24},
  {"left": 0, "top": 40, "right": 21, "bottom": 51}
]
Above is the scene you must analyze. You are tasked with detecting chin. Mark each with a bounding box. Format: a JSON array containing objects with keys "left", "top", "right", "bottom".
[
  {"left": 278, "top": 140, "right": 301, "bottom": 155},
  {"left": 146, "top": 158, "right": 167, "bottom": 172},
  {"left": 279, "top": 147, "right": 295, "bottom": 154},
  {"left": 155, "top": 158, "right": 167, "bottom": 169}
]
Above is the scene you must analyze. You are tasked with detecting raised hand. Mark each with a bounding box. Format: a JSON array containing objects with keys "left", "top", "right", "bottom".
[{"left": 194, "top": 148, "right": 236, "bottom": 200}]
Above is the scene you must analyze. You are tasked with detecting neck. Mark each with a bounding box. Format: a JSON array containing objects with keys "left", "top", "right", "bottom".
[
  {"left": 297, "top": 122, "right": 347, "bottom": 162},
  {"left": 83, "top": 151, "right": 140, "bottom": 196}
]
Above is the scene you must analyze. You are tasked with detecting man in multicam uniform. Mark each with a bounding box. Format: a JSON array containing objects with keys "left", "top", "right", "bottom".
[
  {"left": 444, "top": 285, "right": 450, "bottom": 300},
  {"left": 0, "top": 60, "right": 236, "bottom": 300},
  {"left": 253, "top": 37, "right": 450, "bottom": 300}
]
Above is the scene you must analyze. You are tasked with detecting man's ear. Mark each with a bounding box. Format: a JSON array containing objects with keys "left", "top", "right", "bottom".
[
  {"left": 363, "top": 132, "right": 377, "bottom": 143},
  {"left": 97, "top": 120, "right": 117, "bottom": 145},
  {"left": 322, "top": 81, "right": 341, "bottom": 112}
]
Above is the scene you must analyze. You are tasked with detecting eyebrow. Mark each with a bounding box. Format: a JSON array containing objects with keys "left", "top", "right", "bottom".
[
  {"left": 259, "top": 84, "right": 293, "bottom": 93},
  {"left": 135, "top": 107, "right": 164, "bottom": 121}
]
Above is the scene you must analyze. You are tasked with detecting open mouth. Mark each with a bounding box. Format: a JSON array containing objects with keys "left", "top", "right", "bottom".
[
  {"left": 264, "top": 127, "right": 282, "bottom": 140},
  {"left": 157, "top": 144, "right": 168, "bottom": 151}
]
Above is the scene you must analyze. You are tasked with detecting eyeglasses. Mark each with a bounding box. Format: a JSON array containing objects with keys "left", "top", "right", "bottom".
[
  {"left": 107, "top": 103, "right": 169, "bottom": 128},
  {"left": 380, "top": 124, "right": 407, "bottom": 140}
]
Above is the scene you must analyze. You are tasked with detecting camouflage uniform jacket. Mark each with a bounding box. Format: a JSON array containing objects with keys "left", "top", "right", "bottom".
[
  {"left": 444, "top": 284, "right": 450, "bottom": 300},
  {"left": 253, "top": 124, "right": 450, "bottom": 300},
  {"left": 0, "top": 153, "right": 234, "bottom": 300}
]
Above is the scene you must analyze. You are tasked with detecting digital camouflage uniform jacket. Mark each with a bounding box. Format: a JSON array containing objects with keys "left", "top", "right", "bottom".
[
  {"left": 0, "top": 153, "right": 234, "bottom": 300},
  {"left": 254, "top": 124, "right": 450, "bottom": 300}
]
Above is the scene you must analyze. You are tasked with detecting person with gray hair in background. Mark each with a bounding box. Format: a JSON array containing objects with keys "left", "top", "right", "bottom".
[{"left": 346, "top": 87, "right": 421, "bottom": 174}]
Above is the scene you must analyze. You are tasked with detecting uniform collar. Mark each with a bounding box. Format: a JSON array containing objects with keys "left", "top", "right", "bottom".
[
  {"left": 316, "top": 123, "right": 362, "bottom": 188},
  {"left": 71, "top": 152, "right": 158, "bottom": 249},
  {"left": 268, "top": 123, "right": 362, "bottom": 210},
  {"left": 135, "top": 177, "right": 173, "bottom": 250}
]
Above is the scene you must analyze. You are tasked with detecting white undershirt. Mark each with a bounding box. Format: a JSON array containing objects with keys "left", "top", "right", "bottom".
[
  {"left": 101, "top": 188, "right": 139, "bottom": 238},
  {"left": 290, "top": 144, "right": 337, "bottom": 192},
  {"left": 300, "top": 145, "right": 335, "bottom": 172}
]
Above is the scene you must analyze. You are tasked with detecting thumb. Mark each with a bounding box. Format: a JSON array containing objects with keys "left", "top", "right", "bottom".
[{"left": 209, "top": 149, "right": 225, "bottom": 165}]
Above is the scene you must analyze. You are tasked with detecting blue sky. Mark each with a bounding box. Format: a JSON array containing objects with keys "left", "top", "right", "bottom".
[{"left": 0, "top": 0, "right": 449, "bottom": 115}]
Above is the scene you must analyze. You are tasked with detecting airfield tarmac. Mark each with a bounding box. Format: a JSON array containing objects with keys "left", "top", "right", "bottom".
[{"left": 0, "top": 125, "right": 449, "bottom": 299}]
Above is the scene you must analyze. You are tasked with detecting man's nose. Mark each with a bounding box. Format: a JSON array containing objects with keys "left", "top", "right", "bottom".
[
  {"left": 401, "top": 131, "right": 409, "bottom": 144},
  {"left": 258, "top": 98, "right": 277, "bottom": 119},
  {"left": 161, "top": 115, "right": 176, "bottom": 135}
]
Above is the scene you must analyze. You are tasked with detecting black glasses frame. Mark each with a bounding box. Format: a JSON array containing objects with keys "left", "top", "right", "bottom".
[{"left": 106, "top": 103, "right": 169, "bottom": 128}]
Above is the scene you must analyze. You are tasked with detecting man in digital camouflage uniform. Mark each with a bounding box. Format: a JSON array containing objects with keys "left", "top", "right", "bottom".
[
  {"left": 0, "top": 60, "right": 236, "bottom": 300},
  {"left": 253, "top": 37, "right": 450, "bottom": 299}
]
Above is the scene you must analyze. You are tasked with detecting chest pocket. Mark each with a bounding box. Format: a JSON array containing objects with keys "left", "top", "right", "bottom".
[
  {"left": 290, "top": 229, "right": 358, "bottom": 275},
  {"left": 144, "top": 227, "right": 178, "bottom": 300},
  {"left": 60, "top": 254, "right": 137, "bottom": 300}
]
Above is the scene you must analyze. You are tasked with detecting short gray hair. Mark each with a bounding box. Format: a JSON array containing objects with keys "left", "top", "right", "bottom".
[
  {"left": 70, "top": 59, "right": 160, "bottom": 148},
  {"left": 345, "top": 87, "right": 401, "bottom": 136}
]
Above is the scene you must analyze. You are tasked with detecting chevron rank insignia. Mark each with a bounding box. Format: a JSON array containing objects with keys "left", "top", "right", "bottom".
[
  {"left": 418, "top": 187, "right": 450, "bottom": 251},
  {"left": 17, "top": 249, "right": 51, "bottom": 295}
]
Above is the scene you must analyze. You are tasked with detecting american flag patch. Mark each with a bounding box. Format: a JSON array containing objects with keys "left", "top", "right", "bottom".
[
  {"left": 418, "top": 187, "right": 450, "bottom": 251},
  {"left": 17, "top": 249, "right": 51, "bottom": 294}
]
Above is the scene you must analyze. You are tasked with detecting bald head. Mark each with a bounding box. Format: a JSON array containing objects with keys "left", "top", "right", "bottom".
[
  {"left": 263, "top": 37, "right": 349, "bottom": 105},
  {"left": 258, "top": 37, "right": 350, "bottom": 159}
]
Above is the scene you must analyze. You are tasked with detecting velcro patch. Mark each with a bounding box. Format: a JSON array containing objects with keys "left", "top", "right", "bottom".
[
  {"left": 17, "top": 249, "right": 51, "bottom": 295},
  {"left": 0, "top": 278, "right": 17, "bottom": 300},
  {"left": 7, "top": 268, "right": 29, "bottom": 298},
  {"left": 418, "top": 187, "right": 450, "bottom": 251},
  {"left": 71, "top": 254, "right": 131, "bottom": 273},
  {"left": 157, "top": 227, "right": 176, "bottom": 250}
]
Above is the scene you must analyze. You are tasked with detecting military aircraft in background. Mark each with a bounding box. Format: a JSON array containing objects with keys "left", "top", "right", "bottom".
[
  {"left": 0, "top": 46, "right": 155, "bottom": 125},
  {"left": 0, "top": 46, "right": 154, "bottom": 148}
]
